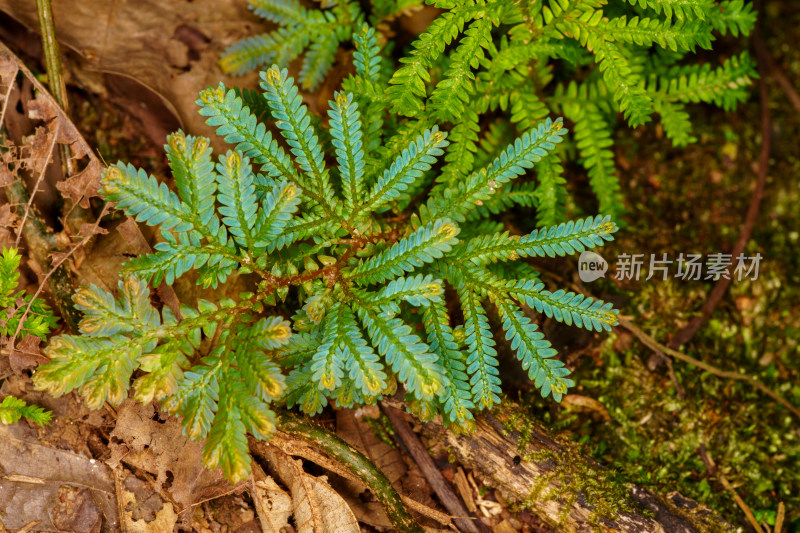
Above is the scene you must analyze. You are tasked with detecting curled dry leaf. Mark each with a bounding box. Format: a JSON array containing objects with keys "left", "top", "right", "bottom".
[
  {"left": 252, "top": 462, "right": 292, "bottom": 533},
  {"left": 0, "top": 42, "right": 103, "bottom": 209},
  {"left": 259, "top": 444, "right": 360, "bottom": 533}
]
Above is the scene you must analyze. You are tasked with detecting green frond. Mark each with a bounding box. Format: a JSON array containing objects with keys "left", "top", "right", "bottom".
[
  {"left": 101, "top": 163, "right": 194, "bottom": 232},
  {"left": 622, "top": 0, "right": 714, "bottom": 21},
  {"left": 709, "top": 0, "right": 756, "bottom": 37},
  {"left": 0, "top": 396, "right": 52, "bottom": 425},
  {"left": 72, "top": 275, "right": 159, "bottom": 337},
  {"left": 439, "top": 108, "right": 480, "bottom": 184},
  {"left": 0, "top": 246, "right": 22, "bottom": 299},
  {"left": 364, "top": 274, "right": 444, "bottom": 309},
  {"left": 254, "top": 181, "right": 302, "bottom": 248},
  {"left": 588, "top": 36, "right": 654, "bottom": 127},
  {"left": 122, "top": 230, "right": 237, "bottom": 287},
  {"left": 492, "top": 296, "right": 572, "bottom": 401},
  {"left": 219, "top": 32, "right": 302, "bottom": 76},
  {"left": 338, "top": 303, "right": 387, "bottom": 396},
  {"left": 250, "top": 0, "right": 308, "bottom": 26},
  {"left": 311, "top": 302, "right": 349, "bottom": 391},
  {"left": 216, "top": 151, "right": 260, "bottom": 251},
  {"left": 430, "top": 17, "right": 493, "bottom": 121},
  {"left": 509, "top": 279, "right": 619, "bottom": 332},
  {"left": 355, "top": 303, "right": 445, "bottom": 400},
  {"left": 354, "top": 127, "right": 449, "bottom": 217},
  {"left": 455, "top": 215, "right": 617, "bottom": 265},
  {"left": 284, "top": 364, "right": 328, "bottom": 415},
  {"left": 347, "top": 218, "right": 460, "bottom": 284},
  {"left": 261, "top": 67, "right": 336, "bottom": 206},
  {"left": 300, "top": 32, "right": 339, "bottom": 90},
  {"left": 458, "top": 287, "right": 501, "bottom": 410},
  {"left": 198, "top": 84, "right": 299, "bottom": 184},
  {"left": 353, "top": 24, "right": 381, "bottom": 81},
  {"left": 564, "top": 99, "right": 623, "bottom": 217},
  {"left": 387, "top": 10, "right": 470, "bottom": 115},
  {"left": 328, "top": 92, "right": 365, "bottom": 213},
  {"left": 422, "top": 302, "right": 474, "bottom": 424},
  {"left": 168, "top": 358, "right": 222, "bottom": 440},
  {"left": 1, "top": 247, "right": 58, "bottom": 338},
  {"left": 606, "top": 16, "right": 714, "bottom": 52},
  {"left": 533, "top": 152, "right": 569, "bottom": 227},
  {"left": 424, "top": 117, "right": 568, "bottom": 223},
  {"left": 654, "top": 98, "right": 697, "bottom": 146},
  {"left": 202, "top": 380, "right": 252, "bottom": 483},
  {"left": 134, "top": 345, "right": 191, "bottom": 403},
  {"left": 165, "top": 132, "right": 218, "bottom": 229},
  {"left": 657, "top": 52, "right": 756, "bottom": 110}
]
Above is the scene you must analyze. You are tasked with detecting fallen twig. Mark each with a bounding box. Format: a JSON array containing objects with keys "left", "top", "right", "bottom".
[
  {"left": 698, "top": 444, "right": 764, "bottom": 533},
  {"left": 382, "top": 403, "right": 491, "bottom": 533},
  {"left": 619, "top": 317, "right": 800, "bottom": 420},
  {"left": 35, "top": 0, "right": 75, "bottom": 178}
]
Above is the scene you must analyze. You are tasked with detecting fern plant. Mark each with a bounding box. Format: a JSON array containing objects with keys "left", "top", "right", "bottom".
[
  {"left": 223, "top": 0, "right": 757, "bottom": 222},
  {"left": 34, "top": 65, "right": 619, "bottom": 483},
  {"left": 220, "top": 0, "right": 420, "bottom": 90},
  {"left": 1, "top": 247, "right": 58, "bottom": 340}
]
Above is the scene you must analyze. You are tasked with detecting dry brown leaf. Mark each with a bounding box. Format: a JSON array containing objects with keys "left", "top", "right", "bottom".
[
  {"left": 260, "top": 444, "right": 360, "bottom": 533},
  {"left": 0, "top": 42, "right": 104, "bottom": 209},
  {"left": 119, "top": 473, "right": 179, "bottom": 533},
  {"left": 108, "top": 400, "right": 233, "bottom": 510},
  {"left": 0, "top": 424, "right": 118, "bottom": 531},
  {"left": 0, "top": 0, "right": 266, "bottom": 150},
  {"left": 7, "top": 333, "right": 46, "bottom": 372},
  {"left": 252, "top": 463, "right": 292, "bottom": 533}
]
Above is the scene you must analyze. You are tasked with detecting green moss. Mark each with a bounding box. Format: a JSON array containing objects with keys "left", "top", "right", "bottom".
[{"left": 503, "top": 411, "right": 638, "bottom": 530}]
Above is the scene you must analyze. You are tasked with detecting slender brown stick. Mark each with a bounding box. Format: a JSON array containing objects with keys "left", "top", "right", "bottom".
[
  {"left": 698, "top": 445, "right": 764, "bottom": 533},
  {"left": 273, "top": 410, "right": 424, "bottom": 533},
  {"left": 382, "top": 403, "right": 491, "bottom": 533},
  {"left": 775, "top": 502, "right": 786, "bottom": 533},
  {"left": 619, "top": 317, "right": 800, "bottom": 420},
  {"left": 668, "top": 0, "right": 772, "bottom": 349}
]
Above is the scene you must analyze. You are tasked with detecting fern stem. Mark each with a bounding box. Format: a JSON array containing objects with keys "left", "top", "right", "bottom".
[{"left": 274, "top": 410, "right": 425, "bottom": 533}]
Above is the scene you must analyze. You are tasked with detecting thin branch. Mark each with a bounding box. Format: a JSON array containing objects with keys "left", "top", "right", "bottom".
[
  {"left": 618, "top": 317, "right": 800, "bottom": 420},
  {"left": 698, "top": 444, "right": 764, "bottom": 533},
  {"left": 382, "top": 403, "right": 491, "bottom": 533},
  {"left": 35, "top": 0, "right": 74, "bottom": 178}
]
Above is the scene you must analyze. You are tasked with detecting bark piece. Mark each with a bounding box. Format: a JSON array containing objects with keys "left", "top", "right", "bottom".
[{"left": 415, "top": 403, "right": 735, "bottom": 533}]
